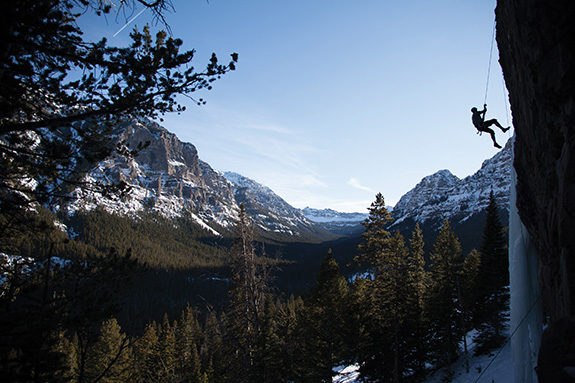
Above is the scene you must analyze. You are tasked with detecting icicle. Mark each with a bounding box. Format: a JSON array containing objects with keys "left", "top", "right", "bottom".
[{"left": 509, "top": 137, "right": 544, "bottom": 383}]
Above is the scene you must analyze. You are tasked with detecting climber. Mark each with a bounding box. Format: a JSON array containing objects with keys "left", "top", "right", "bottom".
[{"left": 471, "top": 104, "right": 510, "bottom": 148}]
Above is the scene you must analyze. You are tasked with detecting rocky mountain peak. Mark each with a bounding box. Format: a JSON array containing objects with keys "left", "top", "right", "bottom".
[
  {"left": 65, "top": 118, "right": 337, "bottom": 242},
  {"left": 392, "top": 169, "right": 460, "bottom": 218},
  {"left": 391, "top": 137, "right": 513, "bottom": 229}
]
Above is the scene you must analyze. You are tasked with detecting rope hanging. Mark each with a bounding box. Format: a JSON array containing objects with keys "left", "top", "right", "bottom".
[
  {"left": 502, "top": 73, "right": 511, "bottom": 130},
  {"left": 473, "top": 292, "right": 542, "bottom": 383},
  {"left": 484, "top": 20, "right": 496, "bottom": 106}
]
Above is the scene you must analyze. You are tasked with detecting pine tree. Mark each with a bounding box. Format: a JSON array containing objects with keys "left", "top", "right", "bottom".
[
  {"left": 251, "top": 296, "right": 284, "bottom": 383},
  {"left": 175, "top": 306, "right": 203, "bottom": 382},
  {"left": 426, "top": 220, "right": 464, "bottom": 376},
  {"left": 408, "top": 223, "right": 429, "bottom": 309},
  {"left": 462, "top": 249, "right": 481, "bottom": 322},
  {"left": 298, "top": 249, "right": 350, "bottom": 382},
  {"left": 274, "top": 295, "right": 304, "bottom": 382},
  {"left": 132, "top": 322, "right": 159, "bottom": 383},
  {"left": 83, "top": 318, "right": 132, "bottom": 383},
  {"left": 155, "top": 315, "right": 178, "bottom": 382},
  {"left": 406, "top": 222, "right": 430, "bottom": 380},
  {"left": 473, "top": 191, "right": 509, "bottom": 354},
  {"left": 354, "top": 193, "right": 416, "bottom": 382},
  {"left": 201, "top": 313, "right": 225, "bottom": 383},
  {"left": 224, "top": 203, "right": 270, "bottom": 383}
]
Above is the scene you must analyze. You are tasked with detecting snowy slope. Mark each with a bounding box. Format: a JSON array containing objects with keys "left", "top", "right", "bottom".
[
  {"left": 301, "top": 207, "right": 368, "bottom": 224},
  {"left": 333, "top": 328, "right": 514, "bottom": 383},
  {"left": 391, "top": 138, "right": 512, "bottom": 230},
  {"left": 222, "top": 172, "right": 326, "bottom": 237},
  {"left": 64, "top": 118, "right": 337, "bottom": 241},
  {"left": 300, "top": 207, "right": 367, "bottom": 237}
]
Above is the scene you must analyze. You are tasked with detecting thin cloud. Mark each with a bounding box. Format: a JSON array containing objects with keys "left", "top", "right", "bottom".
[{"left": 348, "top": 178, "right": 375, "bottom": 193}]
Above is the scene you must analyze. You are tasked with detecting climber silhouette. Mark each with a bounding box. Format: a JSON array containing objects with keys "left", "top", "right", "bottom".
[{"left": 471, "top": 104, "right": 510, "bottom": 148}]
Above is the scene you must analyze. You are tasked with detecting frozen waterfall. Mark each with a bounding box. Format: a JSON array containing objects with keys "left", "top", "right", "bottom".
[{"left": 509, "top": 145, "right": 544, "bottom": 383}]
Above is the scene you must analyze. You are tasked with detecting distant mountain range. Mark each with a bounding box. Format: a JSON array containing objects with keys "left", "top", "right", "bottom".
[
  {"left": 62, "top": 117, "right": 512, "bottom": 251},
  {"left": 390, "top": 138, "right": 512, "bottom": 253},
  {"left": 300, "top": 207, "right": 367, "bottom": 236},
  {"left": 65, "top": 119, "right": 337, "bottom": 243}
]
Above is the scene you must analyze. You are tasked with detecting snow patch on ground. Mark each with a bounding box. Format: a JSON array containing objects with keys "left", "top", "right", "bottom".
[
  {"left": 190, "top": 213, "right": 221, "bottom": 236},
  {"left": 333, "top": 364, "right": 360, "bottom": 383},
  {"left": 426, "top": 340, "right": 513, "bottom": 383},
  {"left": 332, "top": 329, "right": 514, "bottom": 383}
]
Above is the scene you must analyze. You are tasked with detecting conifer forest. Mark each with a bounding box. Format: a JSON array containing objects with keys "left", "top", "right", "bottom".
[{"left": 0, "top": 1, "right": 512, "bottom": 382}]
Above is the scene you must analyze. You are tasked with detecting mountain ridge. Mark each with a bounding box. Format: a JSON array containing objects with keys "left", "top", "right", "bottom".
[
  {"left": 62, "top": 117, "right": 512, "bottom": 249},
  {"left": 65, "top": 119, "right": 338, "bottom": 243}
]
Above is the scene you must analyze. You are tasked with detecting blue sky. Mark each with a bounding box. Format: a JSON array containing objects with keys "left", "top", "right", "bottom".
[{"left": 84, "top": 0, "right": 512, "bottom": 212}]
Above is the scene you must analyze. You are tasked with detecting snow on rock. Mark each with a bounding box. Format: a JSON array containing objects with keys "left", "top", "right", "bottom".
[
  {"left": 391, "top": 137, "right": 513, "bottom": 228},
  {"left": 333, "top": 364, "right": 360, "bottom": 383},
  {"left": 1, "top": 253, "right": 70, "bottom": 285},
  {"left": 223, "top": 171, "right": 321, "bottom": 236},
  {"left": 301, "top": 207, "right": 368, "bottom": 224},
  {"left": 190, "top": 213, "right": 221, "bottom": 237},
  {"left": 63, "top": 118, "right": 333, "bottom": 239}
]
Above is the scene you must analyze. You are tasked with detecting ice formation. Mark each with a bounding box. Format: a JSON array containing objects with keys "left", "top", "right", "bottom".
[{"left": 509, "top": 144, "right": 544, "bottom": 383}]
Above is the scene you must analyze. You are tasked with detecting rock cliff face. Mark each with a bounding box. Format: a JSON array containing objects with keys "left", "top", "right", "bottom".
[
  {"left": 68, "top": 119, "right": 237, "bottom": 232},
  {"left": 496, "top": 0, "right": 575, "bottom": 324},
  {"left": 67, "top": 119, "right": 334, "bottom": 241}
]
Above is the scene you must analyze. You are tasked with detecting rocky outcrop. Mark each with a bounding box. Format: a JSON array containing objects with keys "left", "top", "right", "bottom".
[
  {"left": 496, "top": 0, "right": 575, "bottom": 323},
  {"left": 66, "top": 118, "right": 336, "bottom": 241},
  {"left": 391, "top": 138, "right": 512, "bottom": 228}
]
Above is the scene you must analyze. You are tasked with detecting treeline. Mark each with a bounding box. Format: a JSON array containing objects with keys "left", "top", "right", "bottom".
[
  {"left": 66, "top": 208, "right": 231, "bottom": 270},
  {"left": 0, "top": 193, "right": 508, "bottom": 382}
]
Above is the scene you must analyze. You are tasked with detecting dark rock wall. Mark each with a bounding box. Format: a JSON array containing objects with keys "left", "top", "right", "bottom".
[{"left": 495, "top": 0, "right": 575, "bottom": 322}]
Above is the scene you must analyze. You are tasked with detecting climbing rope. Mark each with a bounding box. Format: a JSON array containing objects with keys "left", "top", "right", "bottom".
[
  {"left": 473, "top": 292, "right": 543, "bottom": 383},
  {"left": 484, "top": 20, "right": 497, "bottom": 106},
  {"left": 502, "top": 73, "right": 512, "bottom": 134}
]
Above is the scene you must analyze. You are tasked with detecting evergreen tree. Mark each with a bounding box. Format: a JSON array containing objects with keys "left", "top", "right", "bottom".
[
  {"left": 274, "top": 295, "right": 304, "bottom": 382},
  {"left": 0, "top": 242, "right": 138, "bottom": 383},
  {"left": 406, "top": 222, "right": 430, "bottom": 380},
  {"left": 131, "top": 322, "right": 160, "bottom": 383},
  {"left": 473, "top": 191, "right": 509, "bottom": 354},
  {"left": 298, "top": 249, "right": 350, "bottom": 382},
  {"left": 202, "top": 312, "right": 225, "bottom": 383},
  {"left": 461, "top": 249, "right": 481, "bottom": 323},
  {"left": 83, "top": 318, "right": 132, "bottom": 383},
  {"left": 175, "top": 306, "right": 204, "bottom": 382},
  {"left": 224, "top": 203, "right": 270, "bottom": 383},
  {"left": 155, "top": 315, "right": 178, "bottom": 382},
  {"left": 251, "top": 296, "right": 284, "bottom": 383},
  {"left": 354, "top": 193, "right": 416, "bottom": 382},
  {"left": 408, "top": 223, "right": 428, "bottom": 309},
  {"left": 426, "top": 220, "right": 464, "bottom": 377}
]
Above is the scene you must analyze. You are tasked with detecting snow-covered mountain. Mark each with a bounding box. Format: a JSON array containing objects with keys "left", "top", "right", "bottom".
[
  {"left": 65, "top": 118, "right": 336, "bottom": 241},
  {"left": 301, "top": 207, "right": 367, "bottom": 224},
  {"left": 62, "top": 116, "right": 512, "bottom": 247},
  {"left": 223, "top": 172, "right": 327, "bottom": 238},
  {"left": 301, "top": 207, "right": 368, "bottom": 236},
  {"left": 389, "top": 138, "right": 513, "bottom": 252}
]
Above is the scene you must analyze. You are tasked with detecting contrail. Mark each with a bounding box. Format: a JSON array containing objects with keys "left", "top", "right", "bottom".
[{"left": 113, "top": 7, "right": 147, "bottom": 37}]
